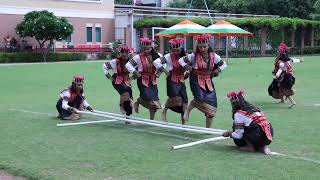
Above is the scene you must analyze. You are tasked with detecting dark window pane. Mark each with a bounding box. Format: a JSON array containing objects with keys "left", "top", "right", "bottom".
[
  {"left": 95, "top": 27, "right": 101, "bottom": 42},
  {"left": 87, "top": 27, "right": 93, "bottom": 42}
]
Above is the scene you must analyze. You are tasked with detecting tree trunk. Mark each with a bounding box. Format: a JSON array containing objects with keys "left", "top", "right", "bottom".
[
  {"left": 291, "top": 30, "right": 295, "bottom": 48},
  {"left": 311, "top": 27, "right": 314, "bottom": 47},
  {"left": 260, "top": 26, "right": 267, "bottom": 56},
  {"left": 300, "top": 27, "right": 305, "bottom": 55},
  {"left": 38, "top": 40, "right": 48, "bottom": 62}
]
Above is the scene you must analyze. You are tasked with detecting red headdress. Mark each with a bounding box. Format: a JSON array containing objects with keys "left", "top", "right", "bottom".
[
  {"left": 277, "top": 43, "right": 290, "bottom": 53},
  {"left": 194, "top": 34, "right": 212, "bottom": 45},
  {"left": 169, "top": 38, "right": 184, "bottom": 49},
  {"left": 139, "top": 37, "right": 155, "bottom": 47},
  {"left": 114, "top": 46, "right": 135, "bottom": 59},
  {"left": 227, "top": 90, "right": 245, "bottom": 101},
  {"left": 72, "top": 75, "right": 85, "bottom": 84}
]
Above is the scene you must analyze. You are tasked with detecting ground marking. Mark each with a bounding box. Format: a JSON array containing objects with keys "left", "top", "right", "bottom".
[
  {"left": 0, "top": 60, "right": 104, "bottom": 66},
  {"left": 271, "top": 152, "right": 320, "bottom": 165}
]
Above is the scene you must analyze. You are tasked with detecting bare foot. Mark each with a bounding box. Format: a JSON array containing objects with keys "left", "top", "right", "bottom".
[
  {"left": 133, "top": 102, "right": 139, "bottom": 113},
  {"left": 261, "top": 146, "right": 272, "bottom": 155},
  {"left": 288, "top": 103, "right": 296, "bottom": 109},
  {"left": 239, "top": 145, "right": 255, "bottom": 152},
  {"left": 182, "top": 114, "right": 188, "bottom": 122},
  {"left": 161, "top": 110, "right": 168, "bottom": 122}
]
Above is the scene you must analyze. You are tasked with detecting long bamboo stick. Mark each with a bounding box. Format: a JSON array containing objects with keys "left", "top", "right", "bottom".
[
  {"left": 78, "top": 110, "right": 223, "bottom": 135},
  {"left": 94, "top": 110, "right": 225, "bottom": 133},
  {"left": 172, "top": 136, "right": 228, "bottom": 150}
]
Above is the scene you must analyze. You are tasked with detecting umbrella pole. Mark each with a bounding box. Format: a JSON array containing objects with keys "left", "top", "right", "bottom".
[{"left": 226, "top": 36, "right": 229, "bottom": 63}]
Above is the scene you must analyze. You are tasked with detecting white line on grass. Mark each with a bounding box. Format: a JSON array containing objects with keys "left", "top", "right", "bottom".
[
  {"left": 8, "top": 108, "right": 56, "bottom": 117},
  {"left": 271, "top": 152, "right": 320, "bottom": 165},
  {"left": 314, "top": 104, "right": 320, "bottom": 106},
  {"left": 0, "top": 60, "right": 105, "bottom": 66},
  {"left": 8, "top": 108, "right": 194, "bottom": 140}
]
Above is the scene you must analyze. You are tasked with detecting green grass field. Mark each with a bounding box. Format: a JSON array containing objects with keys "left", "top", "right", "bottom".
[{"left": 0, "top": 57, "right": 319, "bottom": 180}]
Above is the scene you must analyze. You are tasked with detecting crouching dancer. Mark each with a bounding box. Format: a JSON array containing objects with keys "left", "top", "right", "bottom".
[
  {"left": 56, "top": 76, "right": 94, "bottom": 120},
  {"left": 222, "top": 91, "right": 273, "bottom": 155}
]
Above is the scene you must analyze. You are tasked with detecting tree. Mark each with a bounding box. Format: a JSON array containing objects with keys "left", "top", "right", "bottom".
[
  {"left": 168, "top": 0, "right": 315, "bottom": 19},
  {"left": 266, "top": 0, "right": 314, "bottom": 18},
  {"left": 16, "top": 10, "right": 73, "bottom": 62},
  {"left": 314, "top": 0, "right": 320, "bottom": 13}
]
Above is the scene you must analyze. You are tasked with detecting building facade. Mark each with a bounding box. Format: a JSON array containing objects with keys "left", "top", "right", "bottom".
[{"left": 0, "top": 0, "right": 115, "bottom": 48}]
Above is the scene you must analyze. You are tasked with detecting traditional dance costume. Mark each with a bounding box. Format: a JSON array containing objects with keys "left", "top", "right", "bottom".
[
  {"left": 224, "top": 91, "right": 273, "bottom": 154},
  {"left": 56, "top": 76, "right": 93, "bottom": 120},
  {"left": 179, "top": 34, "right": 227, "bottom": 128},
  {"left": 103, "top": 46, "right": 134, "bottom": 116},
  {"left": 268, "top": 43, "right": 302, "bottom": 107},
  {"left": 153, "top": 38, "right": 188, "bottom": 123},
  {"left": 125, "top": 38, "right": 162, "bottom": 119}
]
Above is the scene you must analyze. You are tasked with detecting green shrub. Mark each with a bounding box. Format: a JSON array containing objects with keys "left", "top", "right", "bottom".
[
  {"left": 0, "top": 52, "right": 87, "bottom": 63},
  {"left": 97, "top": 52, "right": 112, "bottom": 60}
]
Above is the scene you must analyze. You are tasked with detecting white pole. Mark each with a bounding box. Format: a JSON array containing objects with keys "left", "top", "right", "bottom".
[
  {"left": 131, "top": 10, "right": 134, "bottom": 49},
  {"left": 57, "top": 119, "right": 118, "bottom": 127},
  {"left": 172, "top": 136, "right": 228, "bottom": 150},
  {"left": 77, "top": 111, "right": 223, "bottom": 135},
  {"left": 94, "top": 110, "right": 225, "bottom": 133},
  {"left": 226, "top": 36, "right": 229, "bottom": 62}
]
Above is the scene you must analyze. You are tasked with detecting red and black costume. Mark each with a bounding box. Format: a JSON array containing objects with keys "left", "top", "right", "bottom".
[{"left": 103, "top": 46, "right": 134, "bottom": 116}]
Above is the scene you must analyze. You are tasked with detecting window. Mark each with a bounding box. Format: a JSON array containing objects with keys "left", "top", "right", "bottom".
[
  {"left": 95, "top": 27, "right": 101, "bottom": 43},
  {"left": 86, "top": 27, "right": 93, "bottom": 42}
]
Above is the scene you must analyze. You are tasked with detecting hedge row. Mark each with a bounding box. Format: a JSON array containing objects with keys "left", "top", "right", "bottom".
[
  {"left": 168, "top": 46, "right": 320, "bottom": 58},
  {"left": 134, "top": 17, "right": 320, "bottom": 30},
  {"left": 0, "top": 52, "right": 87, "bottom": 63}
]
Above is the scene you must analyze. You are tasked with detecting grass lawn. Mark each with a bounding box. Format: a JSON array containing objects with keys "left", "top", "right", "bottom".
[{"left": 0, "top": 56, "right": 319, "bottom": 180}]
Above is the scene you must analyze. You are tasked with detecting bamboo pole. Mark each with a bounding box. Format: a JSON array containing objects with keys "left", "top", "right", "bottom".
[
  {"left": 94, "top": 110, "right": 225, "bottom": 133},
  {"left": 77, "top": 110, "right": 223, "bottom": 135},
  {"left": 172, "top": 136, "right": 228, "bottom": 150},
  {"left": 57, "top": 119, "right": 118, "bottom": 127}
]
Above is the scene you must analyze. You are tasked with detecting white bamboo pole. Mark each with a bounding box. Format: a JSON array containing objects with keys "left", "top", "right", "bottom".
[
  {"left": 94, "top": 110, "right": 225, "bottom": 133},
  {"left": 57, "top": 119, "right": 118, "bottom": 127},
  {"left": 78, "top": 111, "right": 222, "bottom": 135},
  {"left": 172, "top": 136, "right": 229, "bottom": 150}
]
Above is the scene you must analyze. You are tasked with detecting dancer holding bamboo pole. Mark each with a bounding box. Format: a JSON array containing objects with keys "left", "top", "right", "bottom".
[
  {"left": 222, "top": 91, "right": 274, "bottom": 155},
  {"left": 56, "top": 76, "right": 94, "bottom": 120}
]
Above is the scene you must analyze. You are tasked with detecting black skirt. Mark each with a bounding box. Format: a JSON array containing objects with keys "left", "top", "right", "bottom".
[
  {"left": 56, "top": 96, "right": 83, "bottom": 118},
  {"left": 189, "top": 73, "right": 217, "bottom": 107},
  {"left": 281, "top": 73, "right": 295, "bottom": 89},
  {"left": 166, "top": 73, "right": 188, "bottom": 103},
  {"left": 137, "top": 76, "right": 159, "bottom": 101},
  {"left": 233, "top": 123, "right": 274, "bottom": 150},
  {"left": 112, "top": 74, "right": 133, "bottom": 98}
]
